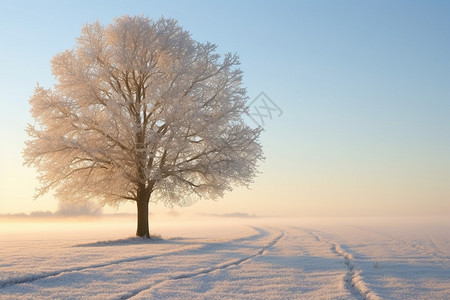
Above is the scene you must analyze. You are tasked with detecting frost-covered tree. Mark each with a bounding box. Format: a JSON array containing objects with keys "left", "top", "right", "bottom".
[{"left": 24, "top": 16, "right": 263, "bottom": 237}]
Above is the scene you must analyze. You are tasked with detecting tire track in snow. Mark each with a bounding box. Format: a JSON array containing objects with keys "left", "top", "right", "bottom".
[
  {"left": 118, "top": 231, "right": 285, "bottom": 300},
  {"left": 299, "top": 228, "right": 379, "bottom": 300},
  {"left": 428, "top": 235, "right": 450, "bottom": 260},
  {"left": 0, "top": 245, "right": 199, "bottom": 290},
  {"left": 330, "top": 243, "right": 380, "bottom": 300},
  {"left": 293, "top": 227, "right": 324, "bottom": 245},
  {"left": 0, "top": 227, "right": 269, "bottom": 290},
  {"left": 304, "top": 229, "right": 322, "bottom": 242}
]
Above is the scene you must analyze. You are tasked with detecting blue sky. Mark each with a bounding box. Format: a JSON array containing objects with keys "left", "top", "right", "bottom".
[{"left": 0, "top": 0, "right": 449, "bottom": 216}]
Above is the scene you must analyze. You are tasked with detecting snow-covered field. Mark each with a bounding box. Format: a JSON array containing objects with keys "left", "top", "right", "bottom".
[{"left": 0, "top": 215, "right": 449, "bottom": 299}]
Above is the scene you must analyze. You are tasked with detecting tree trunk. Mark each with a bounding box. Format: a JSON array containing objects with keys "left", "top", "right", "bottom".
[{"left": 136, "top": 198, "right": 150, "bottom": 238}]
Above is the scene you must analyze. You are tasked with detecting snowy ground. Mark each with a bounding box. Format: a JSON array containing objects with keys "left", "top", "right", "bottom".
[{"left": 0, "top": 215, "right": 449, "bottom": 299}]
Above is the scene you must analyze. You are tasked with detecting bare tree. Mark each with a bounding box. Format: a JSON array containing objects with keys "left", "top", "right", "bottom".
[{"left": 24, "top": 16, "right": 263, "bottom": 237}]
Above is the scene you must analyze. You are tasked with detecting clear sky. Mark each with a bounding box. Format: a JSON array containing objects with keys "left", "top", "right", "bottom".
[{"left": 0, "top": 0, "right": 449, "bottom": 217}]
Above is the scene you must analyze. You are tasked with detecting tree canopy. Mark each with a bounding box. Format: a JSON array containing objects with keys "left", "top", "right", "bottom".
[{"left": 24, "top": 15, "right": 263, "bottom": 237}]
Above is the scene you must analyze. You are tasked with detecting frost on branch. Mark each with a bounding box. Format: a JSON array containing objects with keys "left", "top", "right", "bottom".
[{"left": 24, "top": 15, "right": 263, "bottom": 214}]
